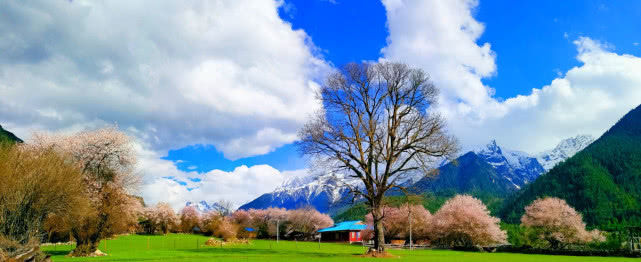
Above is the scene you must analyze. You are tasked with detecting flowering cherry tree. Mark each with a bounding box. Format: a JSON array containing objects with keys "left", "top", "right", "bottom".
[
  {"left": 365, "top": 204, "right": 432, "bottom": 242},
  {"left": 521, "top": 197, "right": 605, "bottom": 249},
  {"left": 287, "top": 208, "right": 333, "bottom": 239},
  {"left": 201, "top": 211, "right": 223, "bottom": 235},
  {"left": 150, "top": 202, "right": 178, "bottom": 235},
  {"left": 30, "top": 127, "right": 140, "bottom": 256},
  {"left": 231, "top": 209, "right": 253, "bottom": 229},
  {"left": 431, "top": 195, "right": 506, "bottom": 247},
  {"left": 179, "top": 206, "right": 201, "bottom": 233}
]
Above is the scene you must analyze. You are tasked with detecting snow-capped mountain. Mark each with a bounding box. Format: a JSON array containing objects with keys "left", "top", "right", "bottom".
[
  {"left": 185, "top": 200, "right": 228, "bottom": 213},
  {"left": 536, "top": 135, "right": 594, "bottom": 171},
  {"left": 471, "top": 140, "right": 545, "bottom": 189},
  {"left": 238, "top": 135, "right": 594, "bottom": 214},
  {"left": 238, "top": 172, "right": 360, "bottom": 214}
]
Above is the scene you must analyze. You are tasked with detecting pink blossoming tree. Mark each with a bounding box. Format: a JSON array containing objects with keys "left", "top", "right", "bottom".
[
  {"left": 287, "top": 207, "right": 334, "bottom": 239},
  {"left": 30, "top": 127, "right": 140, "bottom": 256},
  {"left": 431, "top": 195, "right": 506, "bottom": 247},
  {"left": 364, "top": 204, "right": 432, "bottom": 243},
  {"left": 179, "top": 206, "right": 201, "bottom": 233},
  {"left": 150, "top": 202, "right": 179, "bottom": 235},
  {"left": 521, "top": 197, "right": 605, "bottom": 249}
]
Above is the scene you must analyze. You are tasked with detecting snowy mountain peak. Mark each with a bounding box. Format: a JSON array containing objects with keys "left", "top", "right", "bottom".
[
  {"left": 475, "top": 139, "right": 502, "bottom": 155},
  {"left": 469, "top": 139, "right": 544, "bottom": 188},
  {"left": 185, "top": 200, "right": 227, "bottom": 213},
  {"left": 537, "top": 135, "right": 594, "bottom": 171}
]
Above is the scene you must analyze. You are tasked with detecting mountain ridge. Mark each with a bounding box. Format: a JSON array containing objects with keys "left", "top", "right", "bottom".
[
  {"left": 0, "top": 124, "right": 23, "bottom": 144},
  {"left": 236, "top": 135, "right": 593, "bottom": 214}
]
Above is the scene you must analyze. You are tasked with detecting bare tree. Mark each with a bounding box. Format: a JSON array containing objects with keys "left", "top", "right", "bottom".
[
  {"left": 298, "top": 62, "right": 457, "bottom": 253},
  {"left": 214, "top": 199, "right": 234, "bottom": 217}
]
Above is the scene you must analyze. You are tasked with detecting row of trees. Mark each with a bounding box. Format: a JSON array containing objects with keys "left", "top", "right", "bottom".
[
  {"left": 363, "top": 195, "right": 507, "bottom": 247},
  {"left": 361, "top": 195, "right": 604, "bottom": 249},
  {"left": 139, "top": 204, "right": 334, "bottom": 241},
  {"left": 0, "top": 127, "right": 141, "bottom": 260}
]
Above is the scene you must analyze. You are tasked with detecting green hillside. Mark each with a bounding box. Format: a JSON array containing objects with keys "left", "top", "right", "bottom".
[
  {"left": 500, "top": 104, "right": 641, "bottom": 228},
  {"left": 0, "top": 124, "right": 22, "bottom": 145}
]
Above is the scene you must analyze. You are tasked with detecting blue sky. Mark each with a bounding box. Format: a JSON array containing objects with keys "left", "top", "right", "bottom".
[{"left": 164, "top": 0, "right": 641, "bottom": 174}]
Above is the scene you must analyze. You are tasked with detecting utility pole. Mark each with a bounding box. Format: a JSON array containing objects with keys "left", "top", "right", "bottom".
[
  {"left": 409, "top": 208, "right": 413, "bottom": 250},
  {"left": 405, "top": 195, "right": 422, "bottom": 251}
]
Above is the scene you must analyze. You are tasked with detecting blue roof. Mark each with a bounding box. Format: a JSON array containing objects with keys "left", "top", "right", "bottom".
[
  {"left": 318, "top": 220, "right": 367, "bottom": 232},
  {"left": 244, "top": 227, "right": 255, "bottom": 232}
]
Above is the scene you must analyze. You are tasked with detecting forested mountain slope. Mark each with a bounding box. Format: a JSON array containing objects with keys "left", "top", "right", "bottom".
[{"left": 500, "top": 104, "right": 641, "bottom": 228}]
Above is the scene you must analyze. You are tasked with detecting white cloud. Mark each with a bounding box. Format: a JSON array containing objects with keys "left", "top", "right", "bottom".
[
  {"left": 0, "top": 0, "right": 328, "bottom": 160},
  {"left": 382, "top": 0, "right": 641, "bottom": 153},
  {"left": 137, "top": 142, "right": 307, "bottom": 210},
  {"left": 381, "top": 0, "right": 502, "bottom": 120},
  {"left": 456, "top": 38, "right": 641, "bottom": 152},
  {"left": 0, "top": 0, "right": 330, "bottom": 210}
]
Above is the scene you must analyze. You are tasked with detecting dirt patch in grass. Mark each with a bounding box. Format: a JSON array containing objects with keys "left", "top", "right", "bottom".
[{"left": 204, "top": 238, "right": 250, "bottom": 247}]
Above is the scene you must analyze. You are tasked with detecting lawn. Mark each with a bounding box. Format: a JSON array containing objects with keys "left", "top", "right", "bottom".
[{"left": 42, "top": 234, "right": 637, "bottom": 262}]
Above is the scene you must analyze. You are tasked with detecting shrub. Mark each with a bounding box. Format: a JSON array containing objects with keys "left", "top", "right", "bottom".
[
  {"left": 0, "top": 145, "right": 88, "bottom": 260},
  {"left": 520, "top": 197, "right": 605, "bottom": 249},
  {"left": 431, "top": 195, "right": 507, "bottom": 247},
  {"left": 215, "top": 218, "right": 238, "bottom": 241}
]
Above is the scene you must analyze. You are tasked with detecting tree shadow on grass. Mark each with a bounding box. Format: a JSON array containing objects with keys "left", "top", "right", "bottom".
[{"left": 43, "top": 250, "right": 70, "bottom": 256}]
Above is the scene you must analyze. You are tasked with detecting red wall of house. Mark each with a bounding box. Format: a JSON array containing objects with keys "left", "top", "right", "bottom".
[{"left": 349, "top": 231, "right": 362, "bottom": 242}]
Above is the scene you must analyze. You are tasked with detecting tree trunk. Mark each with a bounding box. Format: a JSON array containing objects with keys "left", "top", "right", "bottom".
[
  {"left": 73, "top": 241, "right": 99, "bottom": 256},
  {"left": 371, "top": 205, "right": 386, "bottom": 253},
  {"left": 71, "top": 235, "right": 100, "bottom": 256},
  {"left": 70, "top": 214, "right": 107, "bottom": 256}
]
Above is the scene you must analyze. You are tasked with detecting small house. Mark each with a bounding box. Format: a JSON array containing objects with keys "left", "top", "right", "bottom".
[{"left": 318, "top": 220, "right": 367, "bottom": 243}]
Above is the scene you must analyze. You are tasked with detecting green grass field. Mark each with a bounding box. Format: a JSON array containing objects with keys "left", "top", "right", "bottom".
[{"left": 42, "top": 234, "right": 637, "bottom": 262}]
